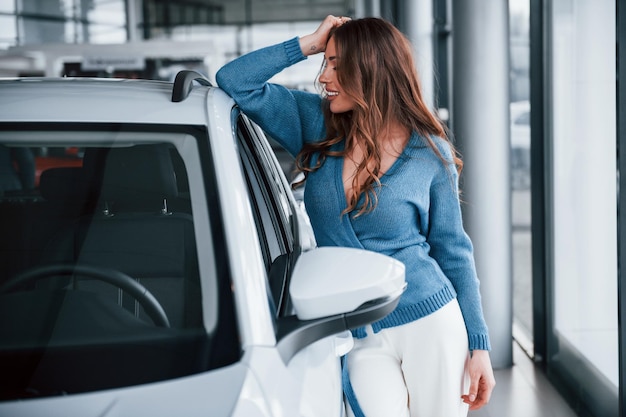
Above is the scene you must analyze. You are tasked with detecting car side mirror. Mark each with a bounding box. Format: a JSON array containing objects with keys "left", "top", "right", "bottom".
[{"left": 276, "top": 247, "right": 406, "bottom": 363}]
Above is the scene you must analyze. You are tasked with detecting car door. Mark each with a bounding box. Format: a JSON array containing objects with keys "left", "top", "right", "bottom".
[{"left": 235, "top": 113, "right": 346, "bottom": 416}]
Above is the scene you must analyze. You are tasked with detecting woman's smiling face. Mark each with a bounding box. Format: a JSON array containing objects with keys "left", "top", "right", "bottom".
[{"left": 319, "top": 37, "right": 355, "bottom": 113}]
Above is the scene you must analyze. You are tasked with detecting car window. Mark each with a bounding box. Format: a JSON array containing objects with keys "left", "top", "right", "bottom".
[
  {"left": 0, "top": 126, "right": 239, "bottom": 401},
  {"left": 237, "top": 115, "right": 294, "bottom": 262},
  {"left": 235, "top": 114, "right": 296, "bottom": 316}
]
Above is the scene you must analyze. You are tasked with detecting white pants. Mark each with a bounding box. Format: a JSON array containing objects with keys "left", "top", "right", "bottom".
[{"left": 345, "top": 299, "right": 470, "bottom": 417}]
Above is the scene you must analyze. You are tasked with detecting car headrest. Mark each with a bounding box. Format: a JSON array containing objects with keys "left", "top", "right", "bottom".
[
  {"left": 39, "top": 167, "right": 88, "bottom": 201},
  {"left": 87, "top": 145, "right": 179, "bottom": 210}
]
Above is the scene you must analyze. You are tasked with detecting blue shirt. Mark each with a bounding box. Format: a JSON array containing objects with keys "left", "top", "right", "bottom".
[{"left": 216, "top": 37, "right": 490, "bottom": 351}]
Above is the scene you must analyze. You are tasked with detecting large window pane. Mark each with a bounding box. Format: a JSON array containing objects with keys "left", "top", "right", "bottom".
[
  {"left": 0, "top": 15, "right": 16, "bottom": 49},
  {"left": 0, "top": 0, "right": 15, "bottom": 13},
  {"left": 20, "top": 17, "right": 65, "bottom": 44},
  {"left": 509, "top": 0, "right": 532, "bottom": 349},
  {"left": 89, "top": 0, "right": 125, "bottom": 26},
  {"left": 549, "top": 0, "right": 618, "bottom": 413},
  {"left": 87, "top": 24, "right": 126, "bottom": 44}
]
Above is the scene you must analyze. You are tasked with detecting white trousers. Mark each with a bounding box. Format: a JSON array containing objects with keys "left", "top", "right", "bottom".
[{"left": 345, "top": 299, "right": 470, "bottom": 417}]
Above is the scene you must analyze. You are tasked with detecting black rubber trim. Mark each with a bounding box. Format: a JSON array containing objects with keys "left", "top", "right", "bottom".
[
  {"left": 275, "top": 294, "right": 402, "bottom": 364},
  {"left": 171, "top": 70, "right": 213, "bottom": 102}
]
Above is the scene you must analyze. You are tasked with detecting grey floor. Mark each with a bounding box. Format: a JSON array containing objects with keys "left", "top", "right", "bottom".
[{"left": 469, "top": 342, "right": 578, "bottom": 417}]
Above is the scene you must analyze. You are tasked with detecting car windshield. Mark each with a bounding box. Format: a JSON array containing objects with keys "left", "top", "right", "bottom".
[{"left": 0, "top": 126, "right": 239, "bottom": 401}]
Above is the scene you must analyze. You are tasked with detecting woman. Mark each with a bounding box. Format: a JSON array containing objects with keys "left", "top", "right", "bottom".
[{"left": 216, "top": 15, "right": 495, "bottom": 416}]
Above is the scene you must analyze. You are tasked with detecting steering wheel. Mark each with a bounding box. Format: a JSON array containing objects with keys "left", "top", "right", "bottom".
[{"left": 0, "top": 264, "right": 170, "bottom": 328}]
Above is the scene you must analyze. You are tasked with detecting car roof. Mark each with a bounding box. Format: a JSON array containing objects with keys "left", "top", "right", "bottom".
[{"left": 0, "top": 75, "right": 234, "bottom": 126}]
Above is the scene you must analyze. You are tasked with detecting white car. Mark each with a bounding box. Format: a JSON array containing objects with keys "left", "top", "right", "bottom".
[{"left": 0, "top": 72, "right": 405, "bottom": 416}]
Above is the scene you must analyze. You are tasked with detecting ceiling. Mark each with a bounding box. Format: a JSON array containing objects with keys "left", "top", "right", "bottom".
[{"left": 186, "top": 0, "right": 354, "bottom": 24}]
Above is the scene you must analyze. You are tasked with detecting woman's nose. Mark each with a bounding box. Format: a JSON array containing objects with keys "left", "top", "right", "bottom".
[{"left": 319, "top": 67, "right": 330, "bottom": 83}]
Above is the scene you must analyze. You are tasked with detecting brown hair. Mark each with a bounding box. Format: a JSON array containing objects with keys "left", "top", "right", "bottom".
[{"left": 294, "top": 17, "right": 463, "bottom": 217}]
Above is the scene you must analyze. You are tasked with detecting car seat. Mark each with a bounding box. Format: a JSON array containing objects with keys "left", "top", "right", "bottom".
[{"left": 40, "top": 144, "right": 202, "bottom": 328}]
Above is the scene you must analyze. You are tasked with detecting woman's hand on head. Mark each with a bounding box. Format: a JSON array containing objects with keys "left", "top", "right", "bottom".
[
  {"left": 461, "top": 350, "right": 496, "bottom": 410},
  {"left": 299, "top": 15, "right": 350, "bottom": 56}
]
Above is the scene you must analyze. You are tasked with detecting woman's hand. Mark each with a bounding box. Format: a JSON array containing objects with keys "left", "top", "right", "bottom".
[
  {"left": 299, "top": 15, "right": 349, "bottom": 56},
  {"left": 461, "top": 350, "right": 496, "bottom": 410}
]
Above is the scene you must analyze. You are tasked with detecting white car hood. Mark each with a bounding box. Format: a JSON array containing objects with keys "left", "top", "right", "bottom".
[{"left": 0, "top": 363, "right": 265, "bottom": 417}]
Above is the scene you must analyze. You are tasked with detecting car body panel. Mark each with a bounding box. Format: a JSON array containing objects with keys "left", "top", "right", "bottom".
[
  {"left": 204, "top": 88, "right": 278, "bottom": 349},
  {"left": 0, "top": 78, "right": 211, "bottom": 125},
  {"left": 0, "top": 364, "right": 249, "bottom": 417}
]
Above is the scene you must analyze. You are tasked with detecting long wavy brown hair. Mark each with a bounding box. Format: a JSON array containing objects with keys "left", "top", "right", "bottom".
[{"left": 294, "top": 17, "right": 463, "bottom": 217}]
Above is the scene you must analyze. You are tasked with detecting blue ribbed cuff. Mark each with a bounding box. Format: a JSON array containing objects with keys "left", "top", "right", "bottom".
[
  {"left": 468, "top": 333, "right": 491, "bottom": 351},
  {"left": 283, "top": 37, "right": 306, "bottom": 65}
]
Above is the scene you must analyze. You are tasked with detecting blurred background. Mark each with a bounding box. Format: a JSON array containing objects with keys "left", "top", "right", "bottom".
[{"left": 0, "top": 1, "right": 621, "bottom": 416}]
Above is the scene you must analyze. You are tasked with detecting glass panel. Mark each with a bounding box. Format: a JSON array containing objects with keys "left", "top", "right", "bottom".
[
  {"left": 13, "top": 0, "right": 126, "bottom": 46},
  {"left": 20, "top": 17, "right": 66, "bottom": 44},
  {"left": 0, "top": 15, "right": 16, "bottom": 50},
  {"left": 549, "top": 0, "right": 618, "bottom": 408},
  {"left": 88, "top": 0, "right": 125, "bottom": 26},
  {"left": 19, "top": 0, "right": 63, "bottom": 16},
  {"left": 75, "top": 0, "right": 126, "bottom": 44},
  {"left": 0, "top": 0, "right": 15, "bottom": 13},
  {"left": 0, "top": 132, "right": 238, "bottom": 400},
  {"left": 509, "top": 0, "right": 532, "bottom": 348},
  {"left": 87, "top": 24, "right": 127, "bottom": 44}
]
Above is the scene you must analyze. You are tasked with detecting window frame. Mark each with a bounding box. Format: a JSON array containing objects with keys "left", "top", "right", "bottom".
[{"left": 234, "top": 112, "right": 300, "bottom": 318}]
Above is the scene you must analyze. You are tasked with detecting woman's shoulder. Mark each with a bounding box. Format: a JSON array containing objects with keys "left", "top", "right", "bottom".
[
  {"left": 407, "top": 132, "right": 454, "bottom": 161},
  {"left": 401, "top": 133, "right": 458, "bottom": 184}
]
